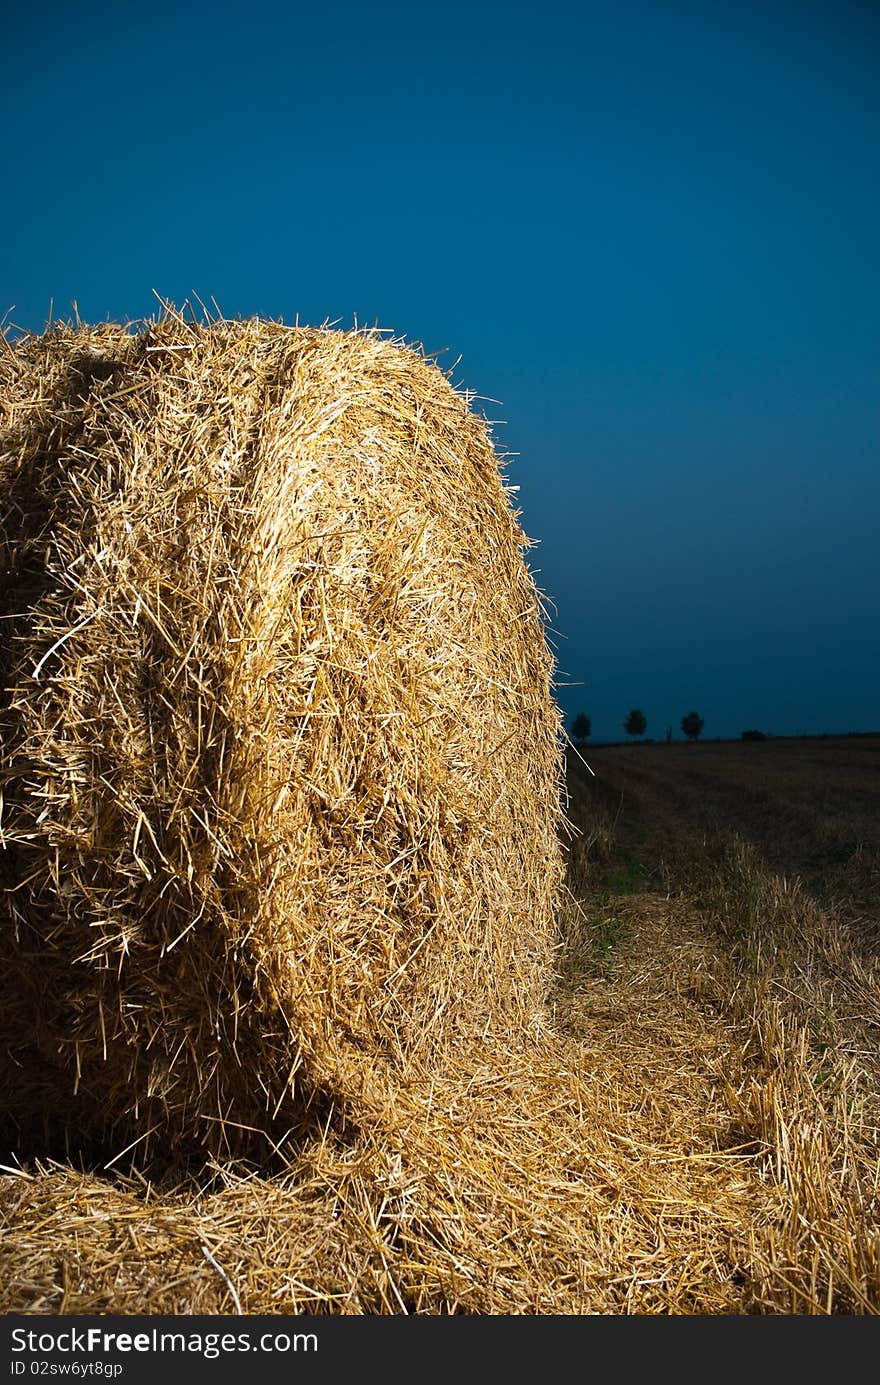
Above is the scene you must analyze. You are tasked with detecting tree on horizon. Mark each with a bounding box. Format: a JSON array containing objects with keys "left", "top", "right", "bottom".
[
  {"left": 572, "top": 713, "right": 591, "bottom": 744},
  {"left": 624, "top": 708, "right": 647, "bottom": 740},
  {"left": 681, "top": 710, "right": 705, "bottom": 742}
]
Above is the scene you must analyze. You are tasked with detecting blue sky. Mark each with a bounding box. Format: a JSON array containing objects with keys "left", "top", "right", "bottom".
[{"left": 4, "top": 0, "right": 878, "bottom": 741}]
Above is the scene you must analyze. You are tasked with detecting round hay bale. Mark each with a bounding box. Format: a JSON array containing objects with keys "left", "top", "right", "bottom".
[{"left": 0, "top": 314, "right": 564, "bottom": 1161}]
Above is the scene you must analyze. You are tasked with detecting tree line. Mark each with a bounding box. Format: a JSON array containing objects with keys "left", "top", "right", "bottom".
[{"left": 571, "top": 709, "right": 705, "bottom": 744}]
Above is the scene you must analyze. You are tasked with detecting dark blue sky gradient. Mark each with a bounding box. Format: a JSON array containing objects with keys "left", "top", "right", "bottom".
[{"left": 4, "top": 1, "right": 878, "bottom": 740}]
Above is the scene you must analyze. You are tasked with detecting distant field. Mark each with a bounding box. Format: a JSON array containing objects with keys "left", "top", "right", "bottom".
[{"left": 569, "top": 736, "right": 880, "bottom": 940}]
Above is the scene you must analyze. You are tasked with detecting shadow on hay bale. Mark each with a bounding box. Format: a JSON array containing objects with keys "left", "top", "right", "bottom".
[{"left": 0, "top": 312, "right": 564, "bottom": 1167}]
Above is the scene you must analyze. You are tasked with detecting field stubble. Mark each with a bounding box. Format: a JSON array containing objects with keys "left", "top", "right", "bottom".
[{"left": 561, "top": 736, "right": 880, "bottom": 1311}]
